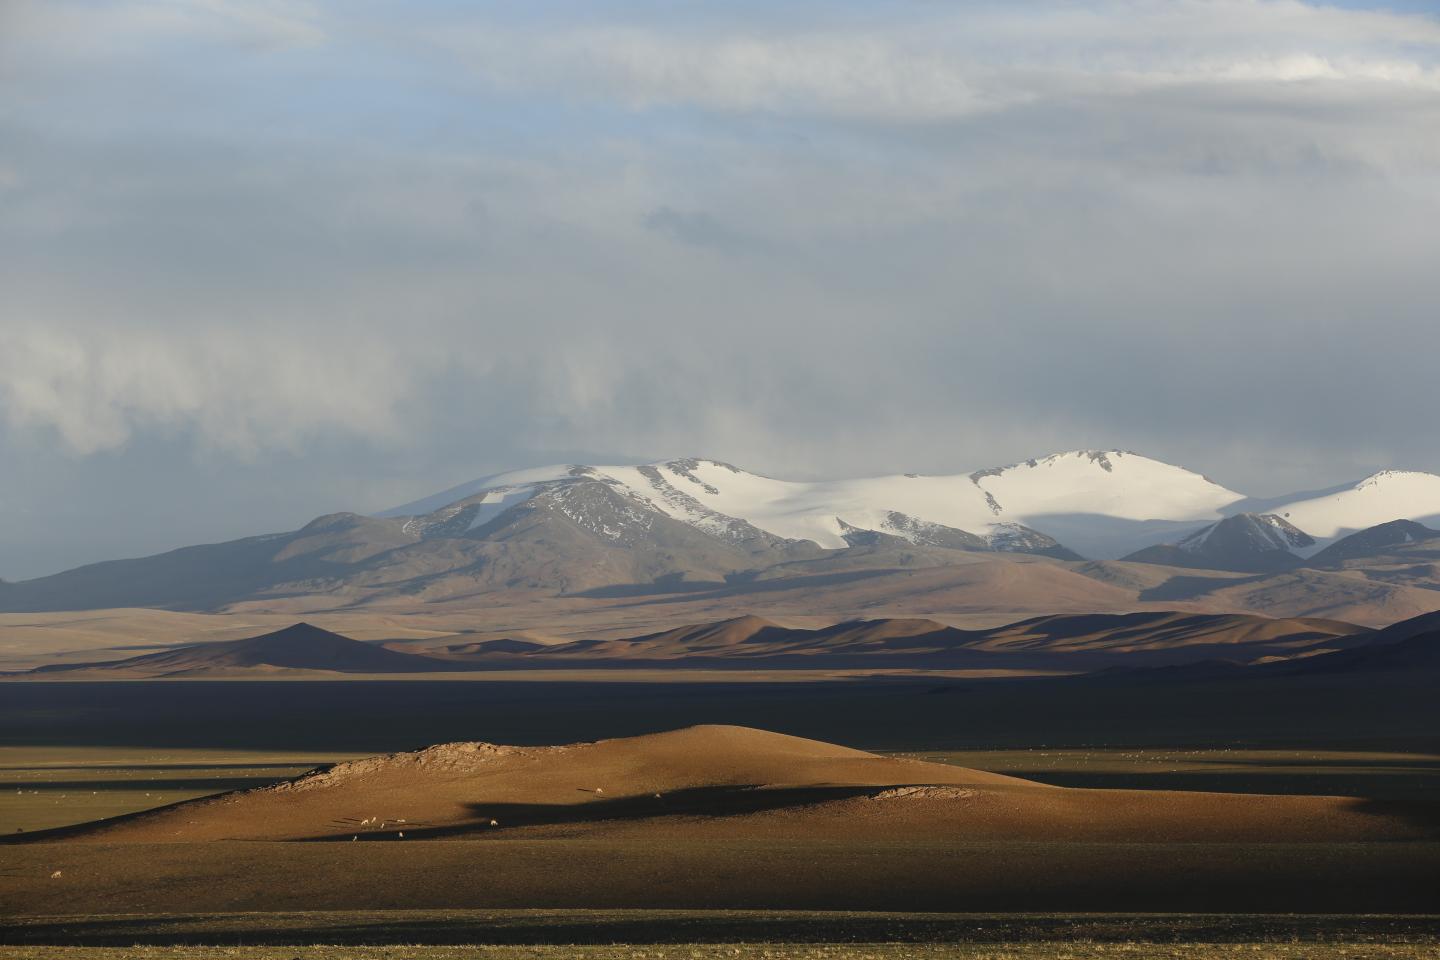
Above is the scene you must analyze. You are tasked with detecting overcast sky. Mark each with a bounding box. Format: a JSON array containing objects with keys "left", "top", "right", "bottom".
[{"left": 2, "top": 0, "right": 1439, "bottom": 579}]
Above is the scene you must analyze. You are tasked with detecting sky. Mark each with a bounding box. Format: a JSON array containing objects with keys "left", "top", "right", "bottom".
[{"left": 1, "top": 0, "right": 1439, "bottom": 580}]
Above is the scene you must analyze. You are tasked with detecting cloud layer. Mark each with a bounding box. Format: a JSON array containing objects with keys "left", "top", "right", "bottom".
[{"left": 1, "top": 0, "right": 1438, "bottom": 576}]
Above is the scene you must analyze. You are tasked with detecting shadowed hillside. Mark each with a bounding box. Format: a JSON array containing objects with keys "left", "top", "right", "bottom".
[{"left": 30, "top": 623, "right": 447, "bottom": 677}]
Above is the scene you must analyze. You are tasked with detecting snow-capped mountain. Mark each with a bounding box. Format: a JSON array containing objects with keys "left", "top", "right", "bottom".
[
  {"left": 8, "top": 448, "right": 1440, "bottom": 617},
  {"left": 381, "top": 451, "right": 1440, "bottom": 567},
  {"left": 382, "top": 450, "right": 1242, "bottom": 560}
]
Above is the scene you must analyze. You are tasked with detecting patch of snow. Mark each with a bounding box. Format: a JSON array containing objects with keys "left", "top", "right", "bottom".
[{"left": 463, "top": 485, "right": 544, "bottom": 532}]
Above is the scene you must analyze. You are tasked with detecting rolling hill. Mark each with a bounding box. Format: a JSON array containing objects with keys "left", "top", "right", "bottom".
[
  {"left": 19, "top": 608, "right": 1375, "bottom": 677},
  {"left": 17, "top": 725, "right": 1430, "bottom": 846}
]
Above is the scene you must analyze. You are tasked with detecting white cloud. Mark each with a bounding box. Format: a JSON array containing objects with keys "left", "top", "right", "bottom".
[
  {"left": 436, "top": 0, "right": 1440, "bottom": 121},
  {"left": 0, "top": 324, "right": 422, "bottom": 456}
]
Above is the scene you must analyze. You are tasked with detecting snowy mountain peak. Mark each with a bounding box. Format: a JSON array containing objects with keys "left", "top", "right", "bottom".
[
  {"left": 963, "top": 450, "right": 1242, "bottom": 536},
  {"left": 975, "top": 450, "right": 1219, "bottom": 480},
  {"left": 1354, "top": 469, "right": 1440, "bottom": 491},
  {"left": 1024, "top": 449, "right": 1127, "bottom": 472}
]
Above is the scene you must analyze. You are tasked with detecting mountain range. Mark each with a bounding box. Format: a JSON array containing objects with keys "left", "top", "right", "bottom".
[{"left": 4, "top": 449, "right": 1440, "bottom": 622}]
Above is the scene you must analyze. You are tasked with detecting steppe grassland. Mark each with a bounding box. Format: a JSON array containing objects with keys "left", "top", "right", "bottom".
[{"left": 8, "top": 944, "right": 1440, "bottom": 959}]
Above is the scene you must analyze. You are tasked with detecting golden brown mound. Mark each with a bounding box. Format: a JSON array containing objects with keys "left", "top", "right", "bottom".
[{"left": 36, "top": 725, "right": 1433, "bottom": 845}]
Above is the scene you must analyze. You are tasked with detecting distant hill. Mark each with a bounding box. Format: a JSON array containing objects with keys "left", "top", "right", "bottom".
[
  {"left": 1257, "top": 610, "right": 1440, "bottom": 677},
  {"left": 1122, "top": 513, "right": 1312, "bottom": 573},
  {"left": 1307, "top": 519, "right": 1440, "bottom": 566},
  {"left": 417, "top": 609, "right": 1367, "bottom": 671},
  {"left": 30, "top": 623, "right": 449, "bottom": 678},
  {"left": 1090, "top": 609, "right": 1440, "bottom": 685}
]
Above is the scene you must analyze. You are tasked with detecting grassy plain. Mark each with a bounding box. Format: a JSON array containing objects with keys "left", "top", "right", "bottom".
[{"left": 8, "top": 946, "right": 1440, "bottom": 959}]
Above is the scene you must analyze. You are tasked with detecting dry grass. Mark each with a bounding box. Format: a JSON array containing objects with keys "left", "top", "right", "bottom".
[
  {"left": 0, "top": 746, "right": 364, "bottom": 833},
  {"left": 5, "top": 945, "right": 1440, "bottom": 959},
  {"left": 891, "top": 748, "right": 1440, "bottom": 804},
  {"left": 6, "top": 910, "right": 1437, "bottom": 955},
  {"left": 902, "top": 747, "right": 1440, "bottom": 773}
]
